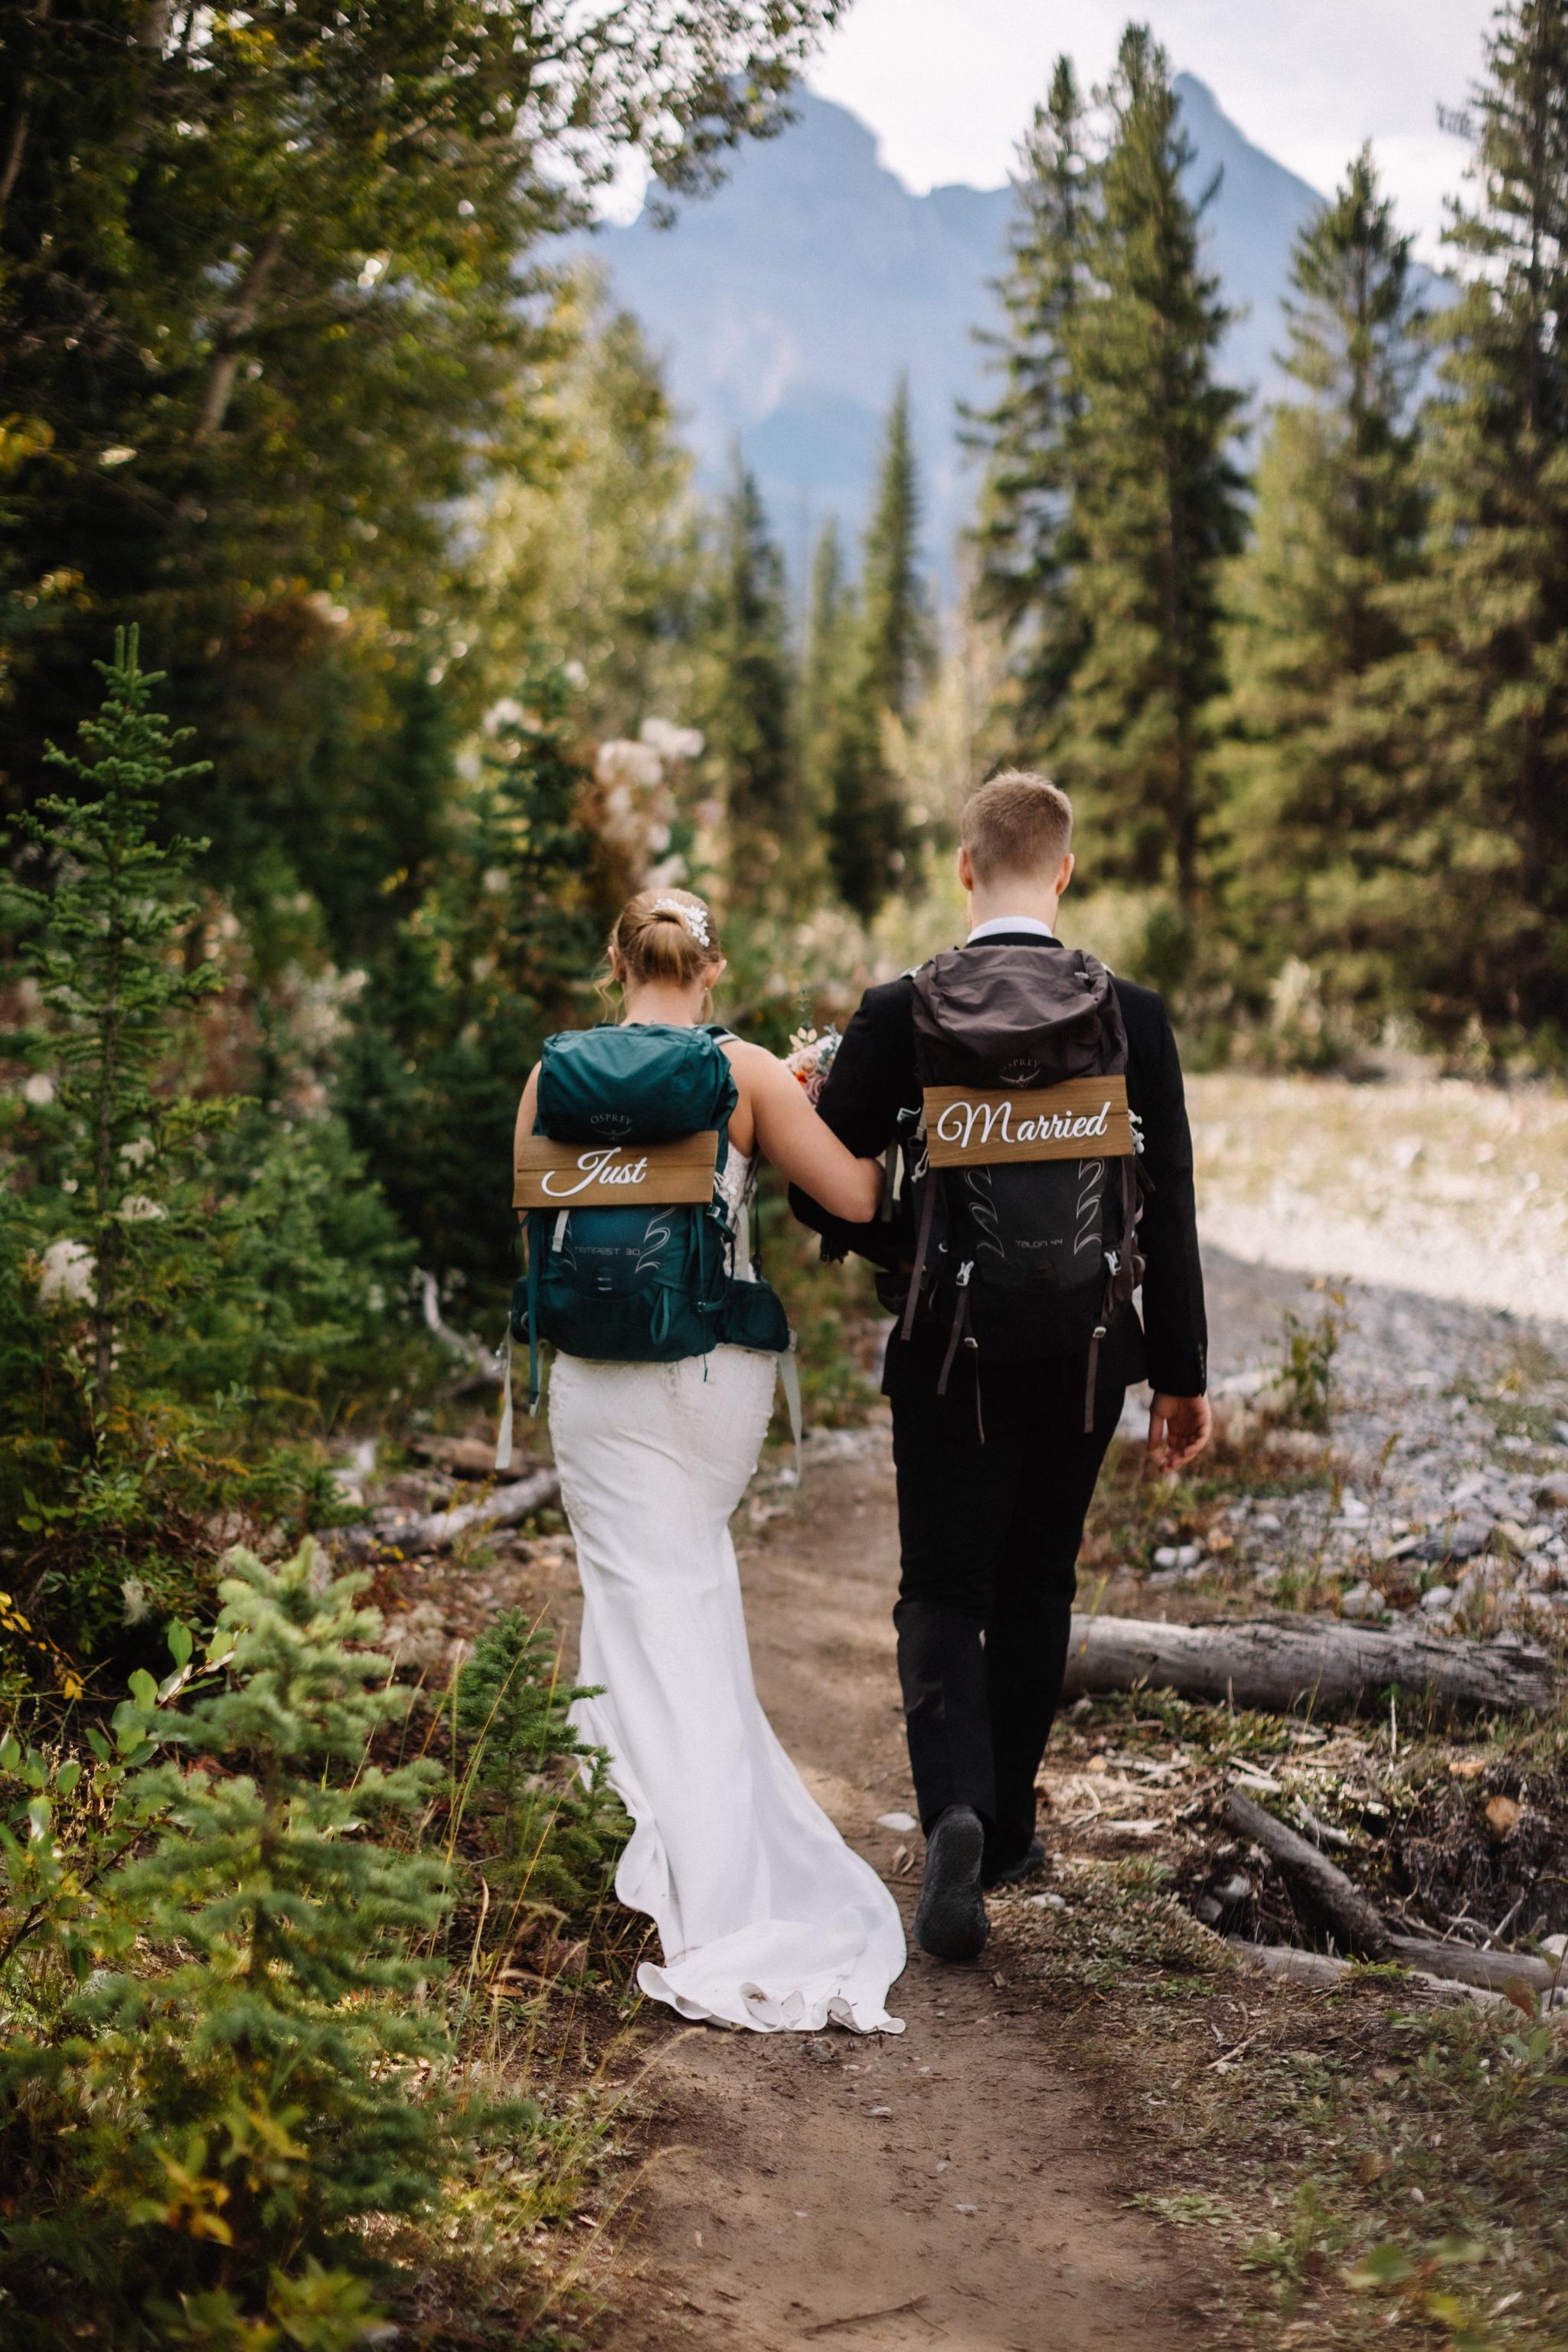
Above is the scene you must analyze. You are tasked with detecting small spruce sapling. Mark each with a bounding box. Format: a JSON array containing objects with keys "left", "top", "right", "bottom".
[
  {"left": 0, "top": 1542, "right": 523, "bottom": 2334},
  {"left": 452, "top": 1607, "right": 627, "bottom": 1919}
]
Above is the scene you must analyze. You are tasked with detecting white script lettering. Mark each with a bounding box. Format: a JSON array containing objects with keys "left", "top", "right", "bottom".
[
  {"left": 540, "top": 1146, "right": 651, "bottom": 1198},
  {"left": 933, "top": 1096, "right": 1112, "bottom": 1154}
]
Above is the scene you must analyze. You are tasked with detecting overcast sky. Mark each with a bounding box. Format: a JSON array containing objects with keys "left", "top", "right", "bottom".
[{"left": 805, "top": 0, "right": 1498, "bottom": 253}]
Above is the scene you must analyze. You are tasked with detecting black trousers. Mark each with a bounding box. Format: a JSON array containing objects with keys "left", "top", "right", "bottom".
[{"left": 887, "top": 1348, "right": 1124, "bottom": 1870}]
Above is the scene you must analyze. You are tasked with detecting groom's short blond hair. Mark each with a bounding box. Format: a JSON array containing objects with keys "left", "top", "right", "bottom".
[{"left": 962, "top": 769, "right": 1073, "bottom": 884}]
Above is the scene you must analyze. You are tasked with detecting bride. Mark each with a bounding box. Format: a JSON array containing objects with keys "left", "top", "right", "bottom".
[{"left": 514, "top": 887, "right": 906, "bottom": 2035}]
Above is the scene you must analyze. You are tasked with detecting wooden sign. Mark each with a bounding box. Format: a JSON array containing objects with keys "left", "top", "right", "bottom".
[
  {"left": 923, "top": 1075, "right": 1132, "bottom": 1168},
  {"left": 514, "top": 1130, "right": 718, "bottom": 1211}
]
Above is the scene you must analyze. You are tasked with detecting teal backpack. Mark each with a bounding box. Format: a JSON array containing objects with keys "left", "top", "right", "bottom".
[{"left": 499, "top": 1024, "right": 799, "bottom": 1462}]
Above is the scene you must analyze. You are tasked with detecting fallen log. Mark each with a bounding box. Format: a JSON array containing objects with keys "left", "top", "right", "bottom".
[
  {"left": 1061, "top": 1612, "right": 1553, "bottom": 1718},
  {"left": 1389, "top": 1935, "right": 1563, "bottom": 1997},
  {"left": 1225, "top": 1790, "right": 1393, "bottom": 1959},
  {"left": 1230, "top": 1940, "right": 1508, "bottom": 2011},
  {"left": 330, "top": 1467, "right": 560, "bottom": 1560}
]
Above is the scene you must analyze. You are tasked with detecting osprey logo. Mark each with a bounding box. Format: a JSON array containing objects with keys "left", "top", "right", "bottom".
[
  {"left": 588, "top": 1109, "right": 635, "bottom": 1138},
  {"left": 998, "top": 1058, "right": 1042, "bottom": 1088}
]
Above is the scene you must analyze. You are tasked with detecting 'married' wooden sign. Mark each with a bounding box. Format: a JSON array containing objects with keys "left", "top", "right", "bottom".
[
  {"left": 923, "top": 1074, "right": 1132, "bottom": 1168},
  {"left": 514, "top": 1130, "right": 718, "bottom": 1211}
]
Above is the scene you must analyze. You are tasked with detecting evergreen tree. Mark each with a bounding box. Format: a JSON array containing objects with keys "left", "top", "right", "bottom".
[
  {"left": 1054, "top": 29, "right": 1247, "bottom": 911},
  {"left": 823, "top": 385, "right": 934, "bottom": 920},
  {"left": 968, "top": 59, "right": 1093, "bottom": 736},
  {"left": 1223, "top": 149, "right": 1428, "bottom": 1002},
  {"left": 1384, "top": 0, "right": 1568, "bottom": 1037},
  {"left": 1, "top": 631, "right": 221, "bottom": 1432},
  {"left": 705, "top": 456, "right": 796, "bottom": 897},
  {"left": 804, "top": 514, "right": 851, "bottom": 790},
  {"left": 860, "top": 378, "right": 935, "bottom": 723},
  {"left": 0, "top": 0, "right": 846, "bottom": 847},
  {"left": 0, "top": 1543, "right": 501, "bottom": 2334},
  {"left": 338, "top": 655, "right": 603, "bottom": 1293}
]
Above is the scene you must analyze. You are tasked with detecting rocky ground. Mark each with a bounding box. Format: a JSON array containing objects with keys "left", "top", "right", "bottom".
[{"left": 1118, "top": 1251, "right": 1568, "bottom": 1644}]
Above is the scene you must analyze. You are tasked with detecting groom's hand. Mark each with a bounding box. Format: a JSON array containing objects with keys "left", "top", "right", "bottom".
[{"left": 1147, "top": 1393, "right": 1212, "bottom": 1474}]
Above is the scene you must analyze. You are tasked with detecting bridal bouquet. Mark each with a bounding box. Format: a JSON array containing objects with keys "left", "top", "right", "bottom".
[{"left": 785, "top": 1024, "right": 843, "bottom": 1106}]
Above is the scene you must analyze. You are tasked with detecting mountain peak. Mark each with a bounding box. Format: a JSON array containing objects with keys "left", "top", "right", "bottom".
[{"left": 590, "top": 80, "right": 1328, "bottom": 575}]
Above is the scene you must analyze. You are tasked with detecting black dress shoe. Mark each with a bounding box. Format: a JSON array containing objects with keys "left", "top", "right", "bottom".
[
  {"left": 913, "top": 1805, "right": 988, "bottom": 1962},
  {"left": 983, "top": 1835, "right": 1047, "bottom": 1890}
]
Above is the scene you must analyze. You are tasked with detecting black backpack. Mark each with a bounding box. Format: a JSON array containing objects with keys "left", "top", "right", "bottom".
[{"left": 882, "top": 942, "right": 1144, "bottom": 1429}]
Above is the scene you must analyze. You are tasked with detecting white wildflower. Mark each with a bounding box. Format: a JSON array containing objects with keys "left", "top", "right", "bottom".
[
  {"left": 37, "top": 1239, "right": 95, "bottom": 1306},
  {"left": 118, "top": 1135, "right": 155, "bottom": 1167},
  {"left": 595, "top": 738, "right": 665, "bottom": 792},
  {"left": 21, "top": 1073, "right": 56, "bottom": 1107},
  {"left": 117, "top": 1194, "right": 166, "bottom": 1223},
  {"left": 639, "top": 717, "right": 704, "bottom": 763}
]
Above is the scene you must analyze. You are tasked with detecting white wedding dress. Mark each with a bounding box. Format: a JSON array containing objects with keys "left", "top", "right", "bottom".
[{"left": 549, "top": 1152, "right": 906, "bottom": 2034}]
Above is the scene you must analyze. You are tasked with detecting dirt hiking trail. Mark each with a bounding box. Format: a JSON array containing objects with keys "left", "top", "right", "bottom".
[
  {"left": 583, "top": 1249, "right": 1409, "bottom": 2350},
  {"left": 585, "top": 1431, "right": 1210, "bottom": 2352}
]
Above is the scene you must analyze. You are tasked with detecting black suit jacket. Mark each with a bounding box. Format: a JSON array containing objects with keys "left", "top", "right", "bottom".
[{"left": 788, "top": 932, "right": 1208, "bottom": 1400}]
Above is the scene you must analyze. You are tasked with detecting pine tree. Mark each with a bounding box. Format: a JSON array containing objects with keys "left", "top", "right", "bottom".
[
  {"left": 860, "top": 378, "right": 935, "bottom": 724},
  {"left": 801, "top": 517, "right": 849, "bottom": 797},
  {"left": 823, "top": 386, "right": 934, "bottom": 920},
  {"left": 705, "top": 456, "right": 796, "bottom": 899},
  {"left": 1054, "top": 29, "right": 1247, "bottom": 911},
  {"left": 1383, "top": 0, "right": 1568, "bottom": 1038},
  {"left": 1222, "top": 149, "right": 1428, "bottom": 1003},
  {"left": 0, "top": 1542, "right": 496, "bottom": 2333},
  {"left": 968, "top": 58, "right": 1093, "bottom": 737},
  {"left": 2, "top": 631, "right": 221, "bottom": 1431}
]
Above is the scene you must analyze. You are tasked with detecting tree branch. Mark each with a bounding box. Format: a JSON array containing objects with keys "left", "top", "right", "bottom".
[{"left": 191, "top": 224, "right": 286, "bottom": 445}]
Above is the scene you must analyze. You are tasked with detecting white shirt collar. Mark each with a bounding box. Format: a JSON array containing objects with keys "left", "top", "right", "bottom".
[{"left": 966, "top": 915, "right": 1055, "bottom": 942}]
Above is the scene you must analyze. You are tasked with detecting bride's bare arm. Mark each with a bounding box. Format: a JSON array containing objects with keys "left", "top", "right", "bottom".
[
  {"left": 726, "top": 1041, "right": 882, "bottom": 1222},
  {"left": 514, "top": 1067, "right": 540, "bottom": 1159}
]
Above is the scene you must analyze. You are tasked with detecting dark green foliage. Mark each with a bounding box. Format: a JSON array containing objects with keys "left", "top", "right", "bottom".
[
  {"left": 706, "top": 456, "right": 798, "bottom": 900},
  {"left": 1053, "top": 28, "right": 1248, "bottom": 905},
  {"left": 453, "top": 1609, "right": 628, "bottom": 1919},
  {"left": 0, "top": 1544, "right": 524, "bottom": 2346},
  {"left": 0, "top": 0, "right": 847, "bottom": 870},
  {"left": 338, "top": 656, "right": 606, "bottom": 1295},
  {"left": 825, "top": 384, "right": 934, "bottom": 920},
  {"left": 1377, "top": 0, "right": 1568, "bottom": 1041},
  {"left": 1222, "top": 149, "right": 1429, "bottom": 1011},
  {"left": 1, "top": 630, "right": 222, "bottom": 1429},
  {"left": 859, "top": 377, "right": 936, "bottom": 725},
  {"left": 968, "top": 58, "right": 1093, "bottom": 734},
  {"left": 0, "top": 641, "right": 426, "bottom": 1663}
]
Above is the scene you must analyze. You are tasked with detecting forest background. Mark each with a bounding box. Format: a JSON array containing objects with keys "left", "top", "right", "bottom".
[{"left": 2, "top": 1, "right": 1568, "bottom": 2341}]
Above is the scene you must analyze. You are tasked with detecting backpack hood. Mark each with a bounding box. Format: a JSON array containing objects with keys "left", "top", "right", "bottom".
[{"left": 911, "top": 942, "right": 1127, "bottom": 1089}]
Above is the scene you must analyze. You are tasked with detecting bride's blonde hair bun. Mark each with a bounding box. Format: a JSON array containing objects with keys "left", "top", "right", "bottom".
[{"left": 608, "top": 888, "right": 721, "bottom": 992}]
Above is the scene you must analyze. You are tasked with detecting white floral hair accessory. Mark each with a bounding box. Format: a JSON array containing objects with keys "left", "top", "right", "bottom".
[{"left": 652, "top": 895, "right": 710, "bottom": 949}]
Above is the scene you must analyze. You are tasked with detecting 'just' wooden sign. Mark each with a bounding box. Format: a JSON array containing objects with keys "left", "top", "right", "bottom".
[
  {"left": 923, "top": 1075, "right": 1132, "bottom": 1168},
  {"left": 514, "top": 1130, "right": 718, "bottom": 1211}
]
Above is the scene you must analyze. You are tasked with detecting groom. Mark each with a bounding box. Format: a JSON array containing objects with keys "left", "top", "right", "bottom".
[{"left": 791, "top": 772, "right": 1211, "bottom": 1962}]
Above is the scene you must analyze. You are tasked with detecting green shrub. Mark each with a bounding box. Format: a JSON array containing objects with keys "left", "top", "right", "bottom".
[
  {"left": 0, "top": 1540, "right": 530, "bottom": 2346},
  {"left": 1, "top": 637, "right": 431, "bottom": 1670},
  {"left": 452, "top": 1607, "right": 628, "bottom": 1923}
]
